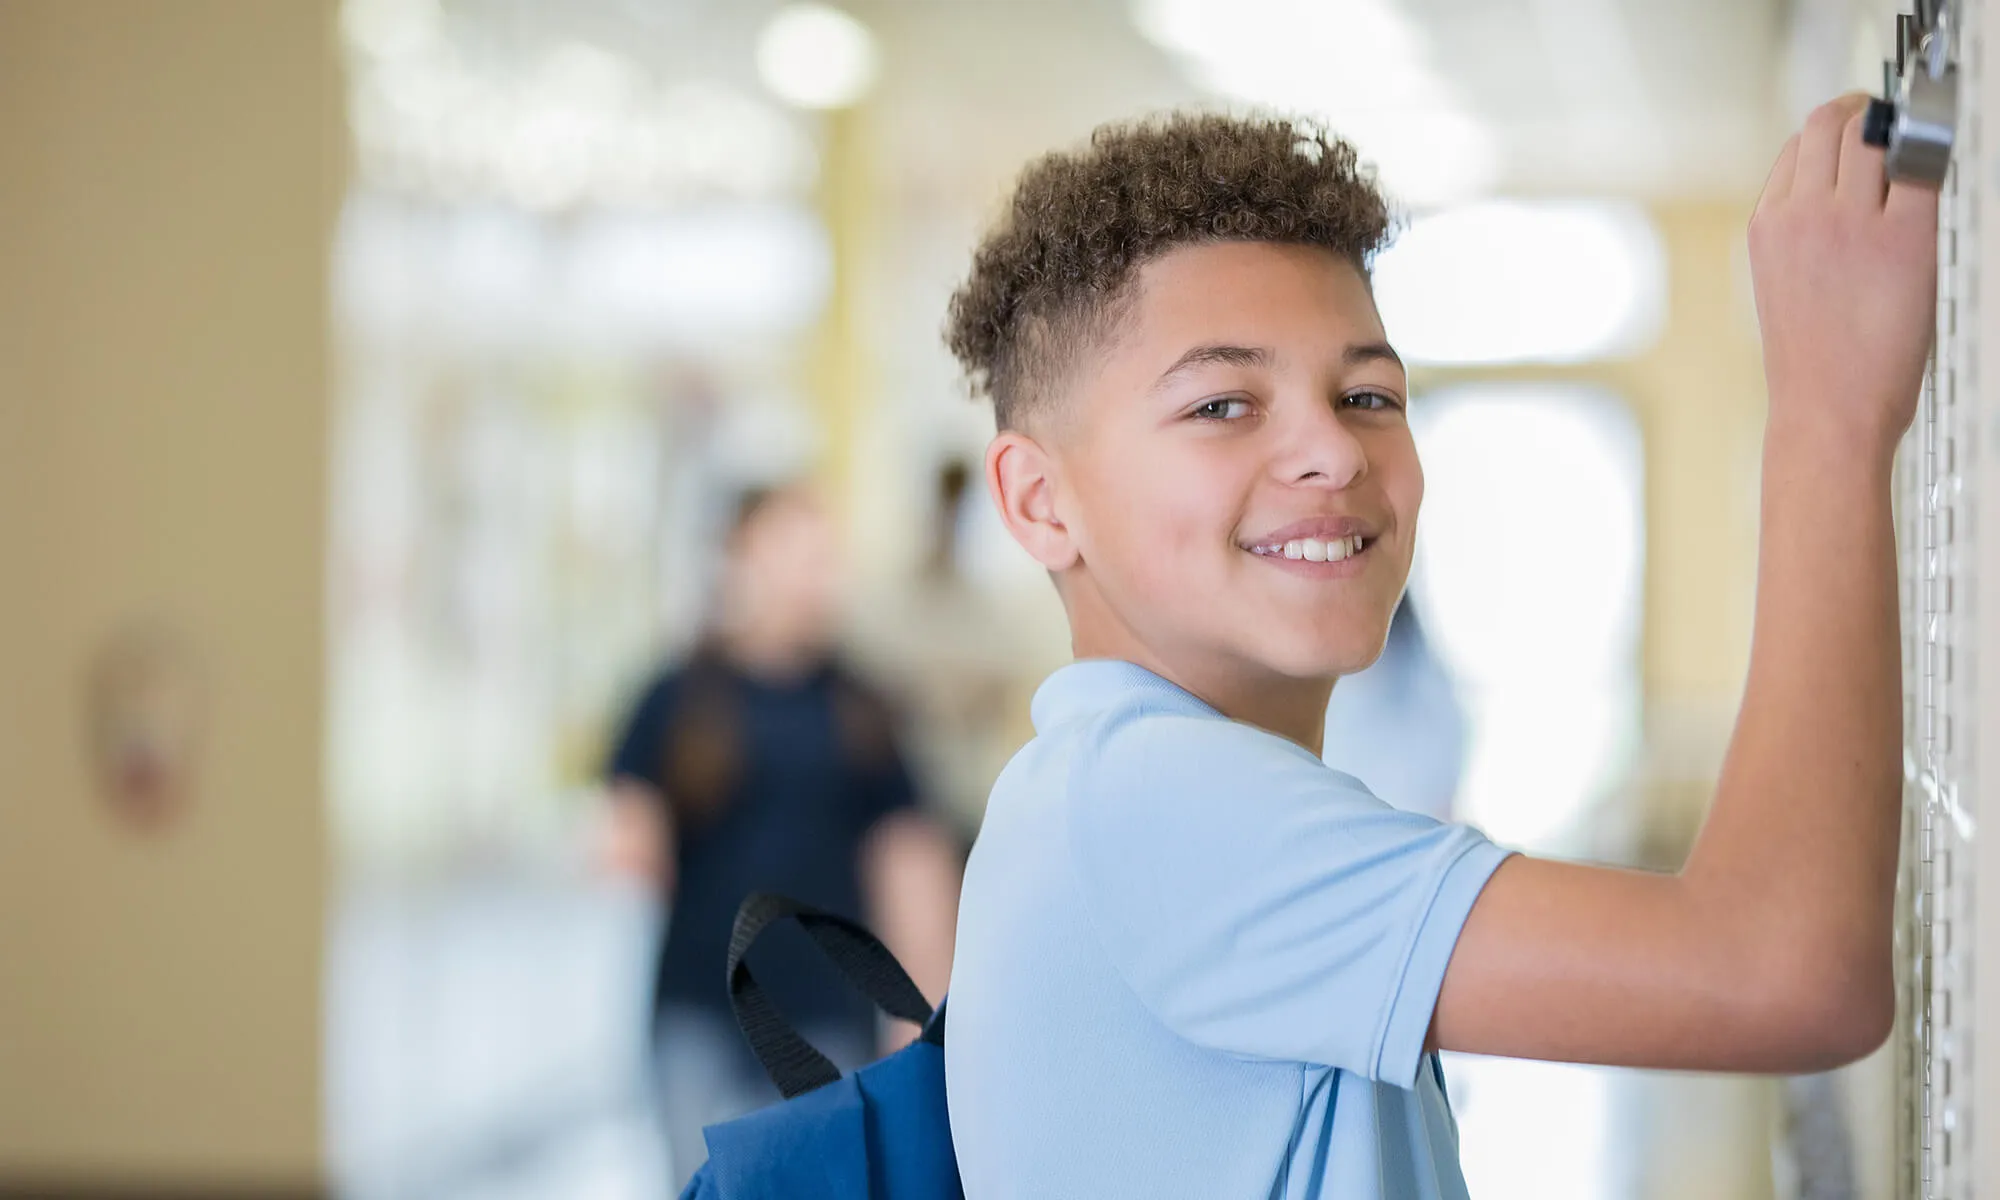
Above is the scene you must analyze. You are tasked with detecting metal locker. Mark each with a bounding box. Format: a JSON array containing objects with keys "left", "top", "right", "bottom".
[{"left": 1880, "top": 2, "right": 1996, "bottom": 1196}]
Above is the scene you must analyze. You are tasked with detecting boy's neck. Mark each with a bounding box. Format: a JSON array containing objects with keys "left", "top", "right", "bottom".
[{"left": 1072, "top": 630, "right": 1336, "bottom": 754}]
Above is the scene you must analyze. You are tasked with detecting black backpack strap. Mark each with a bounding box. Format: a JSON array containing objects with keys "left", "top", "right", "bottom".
[
  {"left": 920, "top": 996, "right": 946, "bottom": 1047},
  {"left": 726, "top": 892, "right": 938, "bottom": 1099}
]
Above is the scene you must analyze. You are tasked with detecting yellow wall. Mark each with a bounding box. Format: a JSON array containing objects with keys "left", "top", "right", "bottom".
[
  {"left": 808, "top": 104, "right": 882, "bottom": 513},
  {"left": 0, "top": 1, "right": 338, "bottom": 1186},
  {"left": 1628, "top": 203, "right": 1769, "bottom": 851}
]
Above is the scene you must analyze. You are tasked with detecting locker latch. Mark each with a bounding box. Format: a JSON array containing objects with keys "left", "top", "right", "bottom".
[{"left": 1863, "top": 0, "right": 1959, "bottom": 186}]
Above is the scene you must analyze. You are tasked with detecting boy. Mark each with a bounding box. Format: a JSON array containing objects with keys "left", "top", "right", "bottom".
[{"left": 941, "top": 103, "right": 1937, "bottom": 1198}]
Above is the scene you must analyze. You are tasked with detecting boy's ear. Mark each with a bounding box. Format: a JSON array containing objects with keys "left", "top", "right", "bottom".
[{"left": 985, "top": 431, "right": 1080, "bottom": 572}]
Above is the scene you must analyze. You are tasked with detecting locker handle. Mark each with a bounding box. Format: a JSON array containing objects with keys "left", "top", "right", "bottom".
[{"left": 1862, "top": 1, "right": 1958, "bottom": 188}]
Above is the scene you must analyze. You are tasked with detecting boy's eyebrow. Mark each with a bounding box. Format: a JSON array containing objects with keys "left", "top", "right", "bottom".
[
  {"left": 1150, "top": 343, "right": 1273, "bottom": 393},
  {"left": 1346, "top": 340, "right": 1405, "bottom": 372},
  {"left": 1150, "top": 340, "right": 1404, "bottom": 393}
]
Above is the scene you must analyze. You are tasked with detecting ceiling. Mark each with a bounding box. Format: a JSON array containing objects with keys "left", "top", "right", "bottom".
[
  {"left": 412, "top": 0, "right": 1892, "bottom": 212},
  {"left": 849, "top": 0, "right": 1801, "bottom": 208}
]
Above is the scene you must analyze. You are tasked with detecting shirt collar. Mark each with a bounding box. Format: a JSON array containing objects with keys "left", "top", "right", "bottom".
[{"left": 1029, "top": 658, "right": 1223, "bottom": 733}]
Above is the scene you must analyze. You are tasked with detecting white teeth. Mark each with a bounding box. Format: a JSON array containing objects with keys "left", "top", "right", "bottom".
[{"left": 1256, "top": 534, "right": 1368, "bottom": 562}]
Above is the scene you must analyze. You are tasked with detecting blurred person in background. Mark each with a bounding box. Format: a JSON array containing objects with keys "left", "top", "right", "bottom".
[{"left": 596, "top": 481, "right": 962, "bottom": 1187}]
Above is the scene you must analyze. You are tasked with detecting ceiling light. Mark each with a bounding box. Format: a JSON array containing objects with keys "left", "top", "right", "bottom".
[
  {"left": 756, "top": 3, "right": 879, "bottom": 111},
  {"left": 1130, "top": 0, "right": 1497, "bottom": 205}
]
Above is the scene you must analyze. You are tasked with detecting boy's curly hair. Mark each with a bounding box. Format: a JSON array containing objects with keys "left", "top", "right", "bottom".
[{"left": 945, "top": 112, "right": 1396, "bottom": 430}]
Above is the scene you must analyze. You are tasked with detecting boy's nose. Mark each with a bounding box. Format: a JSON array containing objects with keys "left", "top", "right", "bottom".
[{"left": 1275, "top": 406, "right": 1369, "bottom": 490}]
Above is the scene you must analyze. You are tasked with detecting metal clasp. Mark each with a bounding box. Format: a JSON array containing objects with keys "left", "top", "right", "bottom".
[{"left": 1863, "top": 0, "right": 1959, "bottom": 186}]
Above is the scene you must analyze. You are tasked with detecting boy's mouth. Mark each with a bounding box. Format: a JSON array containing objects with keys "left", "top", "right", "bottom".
[
  {"left": 1239, "top": 516, "right": 1381, "bottom": 567},
  {"left": 1245, "top": 534, "right": 1371, "bottom": 563}
]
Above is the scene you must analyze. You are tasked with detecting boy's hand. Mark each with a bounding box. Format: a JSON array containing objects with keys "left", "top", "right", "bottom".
[{"left": 1750, "top": 92, "right": 1940, "bottom": 459}]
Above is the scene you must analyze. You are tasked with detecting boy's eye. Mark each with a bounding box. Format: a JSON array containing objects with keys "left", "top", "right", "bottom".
[
  {"left": 1345, "top": 390, "right": 1403, "bottom": 412},
  {"left": 1191, "top": 396, "right": 1251, "bottom": 420}
]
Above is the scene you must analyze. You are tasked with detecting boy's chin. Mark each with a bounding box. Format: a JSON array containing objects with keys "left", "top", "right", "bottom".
[{"left": 1246, "top": 635, "right": 1385, "bottom": 681}]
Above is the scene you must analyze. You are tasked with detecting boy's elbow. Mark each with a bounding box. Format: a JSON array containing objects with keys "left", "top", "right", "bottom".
[
  {"left": 1801, "top": 977, "right": 1894, "bottom": 1070},
  {"left": 1766, "top": 950, "right": 1895, "bottom": 1071}
]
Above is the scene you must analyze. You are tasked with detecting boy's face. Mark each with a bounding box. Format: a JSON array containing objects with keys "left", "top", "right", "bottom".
[{"left": 1031, "top": 241, "right": 1420, "bottom": 682}]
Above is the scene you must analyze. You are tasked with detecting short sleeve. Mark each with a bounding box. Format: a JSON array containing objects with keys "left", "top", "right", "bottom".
[
  {"left": 1067, "top": 711, "right": 1511, "bottom": 1088},
  {"left": 604, "top": 670, "right": 680, "bottom": 790}
]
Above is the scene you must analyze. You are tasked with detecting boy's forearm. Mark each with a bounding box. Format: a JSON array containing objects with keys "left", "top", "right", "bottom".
[{"left": 1684, "top": 414, "right": 1902, "bottom": 992}]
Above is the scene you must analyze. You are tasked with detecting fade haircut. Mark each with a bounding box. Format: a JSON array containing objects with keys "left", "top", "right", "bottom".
[{"left": 944, "top": 112, "right": 1396, "bottom": 431}]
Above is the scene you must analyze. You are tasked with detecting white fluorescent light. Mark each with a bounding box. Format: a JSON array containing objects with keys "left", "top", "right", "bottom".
[
  {"left": 756, "top": 3, "right": 880, "bottom": 111},
  {"left": 1130, "top": 0, "right": 1498, "bottom": 205},
  {"left": 1372, "top": 201, "right": 1667, "bottom": 365}
]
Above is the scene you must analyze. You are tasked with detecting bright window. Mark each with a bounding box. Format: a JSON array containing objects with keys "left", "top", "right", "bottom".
[
  {"left": 1374, "top": 202, "right": 1667, "bottom": 366},
  {"left": 1412, "top": 384, "right": 1645, "bottom": 850}
]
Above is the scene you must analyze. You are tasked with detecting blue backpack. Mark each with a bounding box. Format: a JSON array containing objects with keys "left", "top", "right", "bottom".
[{"left": 678, "top": 893, "right": 965, "bottom": 1200}]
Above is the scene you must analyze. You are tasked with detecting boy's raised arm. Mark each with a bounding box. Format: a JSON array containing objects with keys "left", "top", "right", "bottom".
[{"left": 1431, "top": 92, "right": 1939, "bottom": 1073}]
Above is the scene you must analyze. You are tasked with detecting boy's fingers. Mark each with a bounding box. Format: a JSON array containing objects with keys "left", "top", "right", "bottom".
[
  {"left": 1758, "top": 134, "right": 1801, "bottom": 213},
  {"left": 1836, "top": 103, "right": 1888, "bottom": 208},
  {"left": 1795, "top": 93, "right": 1870, "bottom": 195},
  {"left": 1886, "top": 174, "right": 1942, "bottom": 231}
]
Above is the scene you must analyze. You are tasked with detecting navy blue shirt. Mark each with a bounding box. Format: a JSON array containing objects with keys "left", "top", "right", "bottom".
[{"left": 607, "top": 650, "right": 916, "bottom": 1041}]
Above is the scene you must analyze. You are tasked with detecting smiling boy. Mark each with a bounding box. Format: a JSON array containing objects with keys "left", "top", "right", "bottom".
[{"left": 940, "top": 105, "right": 1937, "bottom": 1198}]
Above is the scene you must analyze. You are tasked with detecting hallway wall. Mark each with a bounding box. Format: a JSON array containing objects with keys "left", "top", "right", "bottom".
[{"left": 0, "top": 1, "right": 340, "bottom": 1188}]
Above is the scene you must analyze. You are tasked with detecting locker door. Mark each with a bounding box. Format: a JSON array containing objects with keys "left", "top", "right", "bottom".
[{"left": 1889, "top": 3, "right": 1988, "bottom": 1196}]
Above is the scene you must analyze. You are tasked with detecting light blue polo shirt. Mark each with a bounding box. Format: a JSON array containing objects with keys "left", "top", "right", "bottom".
[{"left": 946, "top": 659, "right": 1512, "bottom": 1199}]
